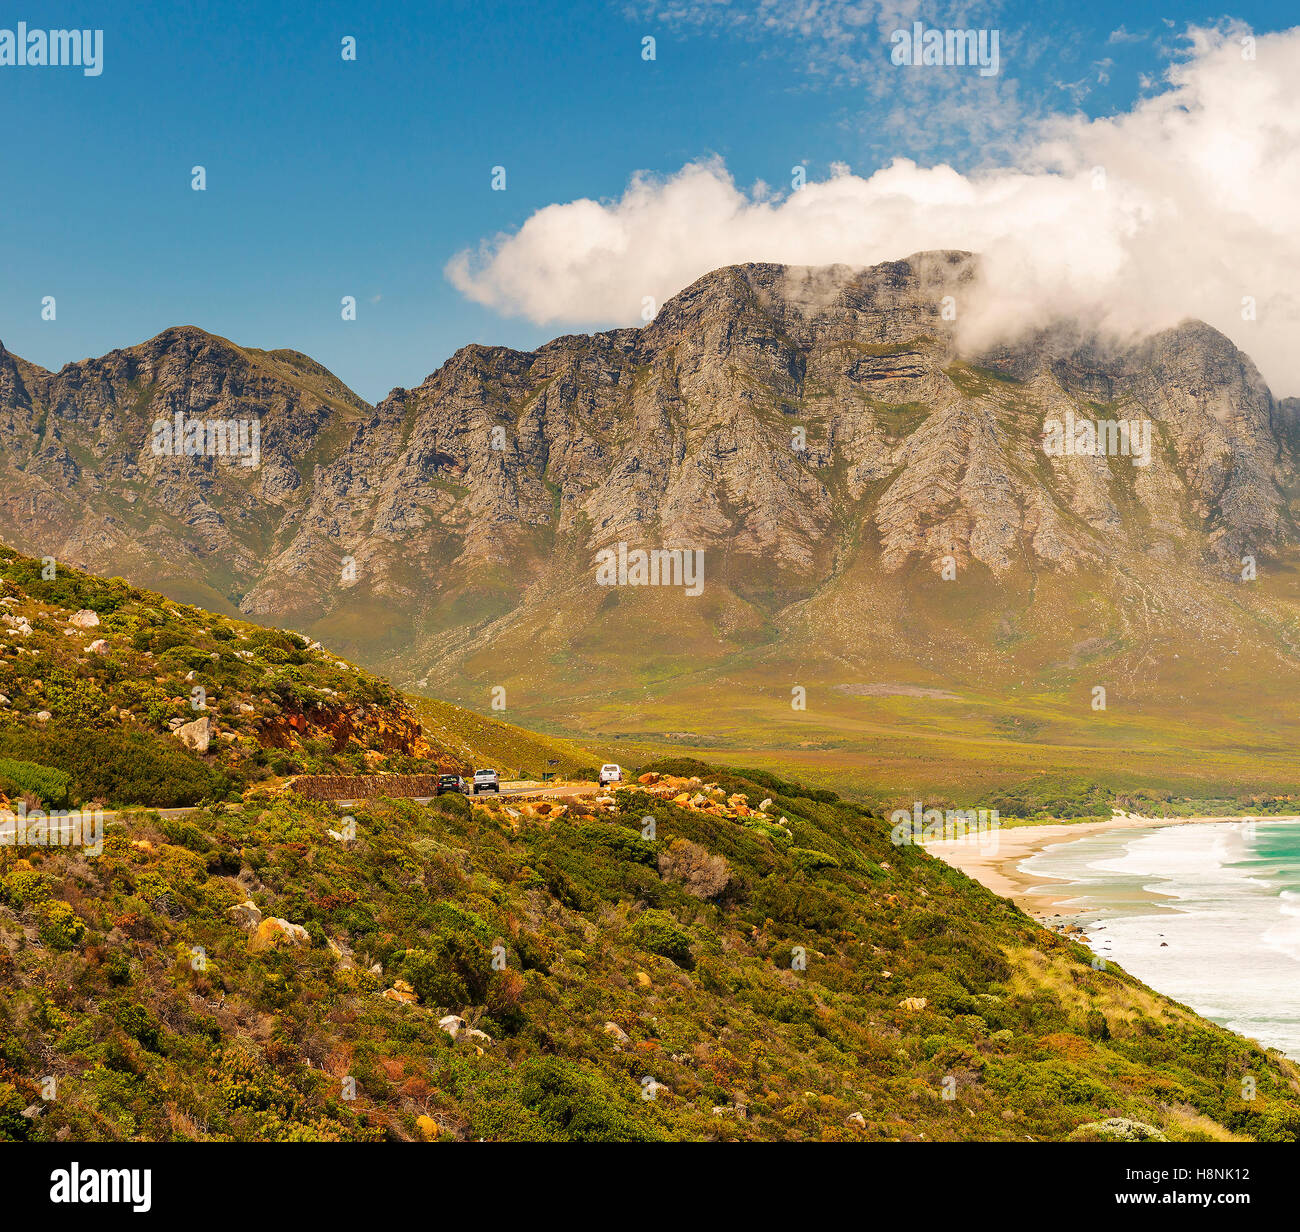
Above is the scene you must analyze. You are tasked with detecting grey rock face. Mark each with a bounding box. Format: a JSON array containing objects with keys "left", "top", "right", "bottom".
[{"left": 0, "top": 253, "right": 1294, "bottom": 688}]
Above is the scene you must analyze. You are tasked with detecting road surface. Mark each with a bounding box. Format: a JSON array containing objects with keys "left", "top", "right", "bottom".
[{"left": 0, "top": 781, "right": 605, "bottom": 845}]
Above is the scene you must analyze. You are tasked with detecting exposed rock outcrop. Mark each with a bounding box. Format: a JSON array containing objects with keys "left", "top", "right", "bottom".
[
  {"left": 1, "top": 253, "right": 1296, "bottom": 705},
  {"left": 174, "top": 715, "right": 212, "bottom": 753},
  {"left": 248, "top": 917, "right": 311, "bottom": 951}
]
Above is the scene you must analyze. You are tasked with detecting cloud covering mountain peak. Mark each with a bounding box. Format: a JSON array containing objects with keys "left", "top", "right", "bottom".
[{"left": 448, "top": 25, "right": 1300, "bottom": 395}]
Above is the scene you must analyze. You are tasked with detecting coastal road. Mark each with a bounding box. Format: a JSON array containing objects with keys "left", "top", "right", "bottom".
[
  {"left": 0, "top": 782, "right": 604, "bottom": 845},
  {"left": 329, "top": 780, "right": 602, "bottom": 809}
]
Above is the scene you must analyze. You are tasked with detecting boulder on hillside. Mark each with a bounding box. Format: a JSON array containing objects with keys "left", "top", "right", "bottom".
[
  {"left": 248, "top": 917, "right": 311, "bottom": 951},
  {"left": 604, "top": 1021, "right": 631, "bottom": 1046},
  {"left": 226, "top": 900, "right": 263, "bottom": 929},
  {"left": 69, "top": 609, "right": 100, "bottom": 628},
  {"left": 174, "top": 715, "right": 212, "bottom": 753}
]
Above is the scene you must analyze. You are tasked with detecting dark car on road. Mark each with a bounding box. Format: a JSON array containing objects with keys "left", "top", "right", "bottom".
[{"left": 435, "top": 773, "right": 470, "bottom": 796}]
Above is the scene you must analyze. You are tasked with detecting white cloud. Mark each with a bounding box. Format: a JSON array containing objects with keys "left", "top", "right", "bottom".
[{"left": 447, "top": 25, "right": 1300, "bottom": 395}]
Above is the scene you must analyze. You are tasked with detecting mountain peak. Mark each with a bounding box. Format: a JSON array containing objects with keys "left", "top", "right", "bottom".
[{"left": 0, "top": 260, "right": 1295, "bottom": 727}]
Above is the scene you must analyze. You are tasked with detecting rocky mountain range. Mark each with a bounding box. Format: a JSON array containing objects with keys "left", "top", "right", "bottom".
[{"left": 3, "top": 251, "right": 1299, "bottom": 744}]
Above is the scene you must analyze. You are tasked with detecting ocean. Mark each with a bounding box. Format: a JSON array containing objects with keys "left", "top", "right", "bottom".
[{"left": 1019, "top": 818, "right": 1300, "bottom": 1059}]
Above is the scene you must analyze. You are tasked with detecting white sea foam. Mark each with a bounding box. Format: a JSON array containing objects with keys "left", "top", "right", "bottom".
[{"left": 1022, "top": 819, "right": 1300, "bottom": 1058}]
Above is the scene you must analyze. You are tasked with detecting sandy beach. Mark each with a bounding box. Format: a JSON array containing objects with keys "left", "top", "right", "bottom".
[{"left": 924, "top": 813, "right": 1293, "bottom": 921}]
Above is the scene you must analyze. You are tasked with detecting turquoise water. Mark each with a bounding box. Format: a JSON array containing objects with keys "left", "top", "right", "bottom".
[{"left": 1019, "top": 818, "right": 1300, "bottom": 1058}]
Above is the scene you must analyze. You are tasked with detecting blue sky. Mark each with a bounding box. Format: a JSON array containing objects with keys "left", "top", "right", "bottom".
[{"left": 0, "top": 0, "right": 1293, "bottom": 402}]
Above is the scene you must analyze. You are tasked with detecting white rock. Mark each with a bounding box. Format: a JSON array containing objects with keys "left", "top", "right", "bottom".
[
  {"left": 69, "top": 609, "right": 100, "bottom": 629},
  {"left": 226, "top": 900, "right": 263, "bottom": 929},
  {"left": 36, "top": 710, "right": 52, "bottom": 722},
  {"left": 603, "top": 1021, "right": 631, "bottom": 1045},
  {"left": 439, "top": 1014, "right": 466, "bottom": 1039},
  {"left": 174, "top": 715, "right": 212, "bottom": 753},
  {"left": 87, "top": 639, "right": 109, "bottom": 655}
]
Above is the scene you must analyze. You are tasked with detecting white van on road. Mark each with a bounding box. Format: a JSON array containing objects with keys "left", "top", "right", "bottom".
[{"left": 599, "top": 764, "right": 622, "bottom": 786}]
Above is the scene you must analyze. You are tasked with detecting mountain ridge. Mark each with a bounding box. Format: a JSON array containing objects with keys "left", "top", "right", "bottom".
[{"left": 2, "top": 252, "right": 1299, "bottom": 796}]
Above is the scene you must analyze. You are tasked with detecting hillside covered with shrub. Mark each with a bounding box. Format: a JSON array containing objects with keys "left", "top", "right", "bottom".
[
  {"left": 3, "top": 758, "right": 1299, "bottom": 1142},
  {"left": 0, "top": 548, "right": 448, "bottom": 808}
]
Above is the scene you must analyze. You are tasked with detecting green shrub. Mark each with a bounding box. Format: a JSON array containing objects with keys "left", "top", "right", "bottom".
[
  {"left": 574, "top": 822, "right": 657, "bottom": 866},
  {"left": 1084, "top": 1010, "right": 1111, "bottom": 1041},
  {"left": 911, "top": 972, "right": 978, "bottom": 1016},
  {"left": 0, "top": 757, "right": 71, "bottom": 808},
  {"left": 36, "top": 900, "right": 87, "bottom": 950},
  {"left": 0, "top": 727, "right": 221, "bottom": 807},
  {"left": 745, "top": 819, "right": 793, "bottom": 847},
  {"left": 0, "top": 1082, "right": 29, "bottom": 1142},
  {"left": 42, "top": 673, "right": 114, "bottom": 730},
  {"left": 0, "top": 558, "right": 129, "bottom": 616},
  {"left": 790, "top": 847, "right": 839, "bottom": 873},
  {"left": 0, "top": 868, "right": 52, "bottom": 909},
  {"left": 113, "top": 1002, "right": 163, "bottom": 1051},
  {"left": 626, "top": 909, "right": 695, "bottom": 968},
  {"left": 400, "top": 932, "right": 492, "bottom": 1007},
  {"left": 516, "top": 1057, "right": 661, "bottom": 1143}
]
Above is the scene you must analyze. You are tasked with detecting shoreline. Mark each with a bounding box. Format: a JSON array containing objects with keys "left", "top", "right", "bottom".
[{"left": 924, "top": 813, "right": 1300, "bottom": 922}]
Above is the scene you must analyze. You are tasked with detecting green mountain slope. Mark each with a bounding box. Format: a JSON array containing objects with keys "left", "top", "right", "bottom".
[
  {"left": 411, "top": 695, "right": 601, "bottom": 781},
  {"left": 0, "top": 547, "right": 442, "bottom": 807},
  {"left": 3, "top": 757, "right": 1299, "bottom": 1142}
]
